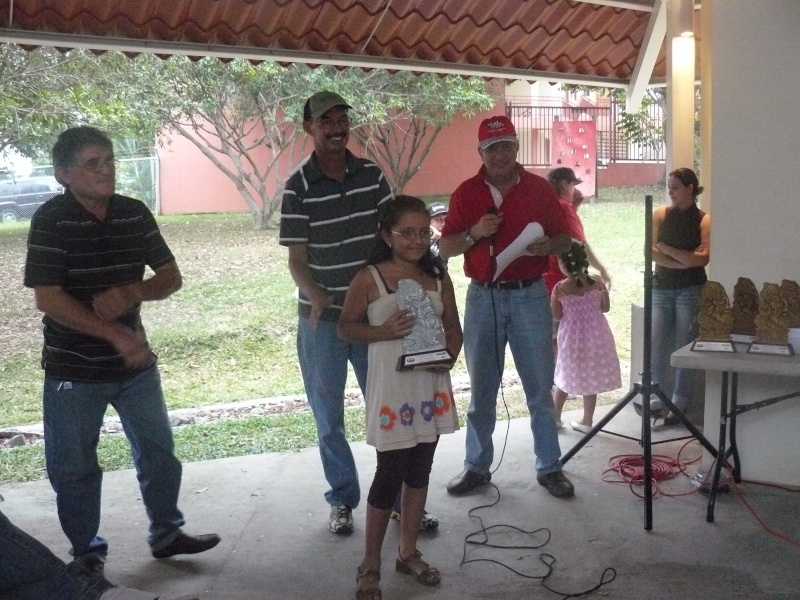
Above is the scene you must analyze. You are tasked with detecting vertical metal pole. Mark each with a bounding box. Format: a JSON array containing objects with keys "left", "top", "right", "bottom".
[{"left": 642, "top": 194, "right": 654, "bottom": 530}]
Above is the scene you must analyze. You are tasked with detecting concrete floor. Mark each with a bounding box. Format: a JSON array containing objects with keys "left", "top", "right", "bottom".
[{"left": 3, "top": 403, "right": 799, "bottom": 600}]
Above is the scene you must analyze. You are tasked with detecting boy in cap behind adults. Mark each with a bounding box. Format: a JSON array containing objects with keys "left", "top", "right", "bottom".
[
  {"left": 427, "top": 201, "right": 448, "bottom": 257},
  {"left": 545, "top": 166, "right": 610, "bottom": 295},
  {"left": 438, "top": 116, "right": 575, "bottom": 499}
]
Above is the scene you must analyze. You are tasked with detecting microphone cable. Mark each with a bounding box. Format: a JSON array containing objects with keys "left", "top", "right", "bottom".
[
  {"left": 459, "top": 481, "right": 617, "bottom": 598},
  {"left": 455, "top": 211, "right": 616, "bottom": 597}
]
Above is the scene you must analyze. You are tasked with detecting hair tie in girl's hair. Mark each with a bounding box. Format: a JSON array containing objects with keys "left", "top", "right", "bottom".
[{"left": 559, "top": 242, "right": 594, "bottom": 287}]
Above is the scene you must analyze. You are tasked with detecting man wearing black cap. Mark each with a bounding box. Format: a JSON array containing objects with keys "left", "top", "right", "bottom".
[{"left": 279, "top": 91, "right": 392, "bottom": 534}]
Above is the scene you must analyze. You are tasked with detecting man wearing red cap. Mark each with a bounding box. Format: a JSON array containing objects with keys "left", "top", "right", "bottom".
[{"left": 439, "top": 116, "right": 575, "bottom": 499}]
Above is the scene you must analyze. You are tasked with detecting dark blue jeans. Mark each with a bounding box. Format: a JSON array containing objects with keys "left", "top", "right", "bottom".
[
  {"left": 43, "top": 364, "right": 185, "bottom": 564},
  {"left": 0, "top": 508, "right": 112, "bottom": 600}
]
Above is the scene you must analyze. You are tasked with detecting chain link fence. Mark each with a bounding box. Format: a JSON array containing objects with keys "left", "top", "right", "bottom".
[{"left": 30, "top": 156, "right": 159, "bottom": 213}]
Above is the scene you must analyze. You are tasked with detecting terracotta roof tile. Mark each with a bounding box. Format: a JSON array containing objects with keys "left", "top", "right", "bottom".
[{"left": 2, "top": 0, "right": 696, "bottom": 85}]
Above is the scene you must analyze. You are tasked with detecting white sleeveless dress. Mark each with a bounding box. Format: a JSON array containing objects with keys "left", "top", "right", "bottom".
[{"left": 364, "top": 265, "right": 459, "bottom": 452}]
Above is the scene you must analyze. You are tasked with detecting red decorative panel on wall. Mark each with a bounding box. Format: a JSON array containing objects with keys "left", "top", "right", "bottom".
[{"left": 551, "top": 120, "right": 597, "bottom": 197}]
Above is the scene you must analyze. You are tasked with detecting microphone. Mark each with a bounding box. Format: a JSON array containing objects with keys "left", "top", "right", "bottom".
[{"left": 486, "top": 206, "right": 498, "bottom": 258}]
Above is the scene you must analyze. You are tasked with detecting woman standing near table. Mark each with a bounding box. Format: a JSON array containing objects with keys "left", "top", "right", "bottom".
[{"left": 639, "top": 167, "right": 710, "bottom": 425}]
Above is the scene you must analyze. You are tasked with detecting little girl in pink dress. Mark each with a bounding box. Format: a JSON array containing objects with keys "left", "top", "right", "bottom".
[{"left": 551, "top": 242, "right": 621, "bottom": 434}]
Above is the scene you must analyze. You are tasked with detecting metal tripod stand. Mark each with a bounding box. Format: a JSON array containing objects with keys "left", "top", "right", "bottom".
[{"left": 559, "top": 195, "right": 718, "bottom": 530}]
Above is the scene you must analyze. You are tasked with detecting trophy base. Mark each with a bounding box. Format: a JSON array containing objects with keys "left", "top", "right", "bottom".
[
  {"left": 692, "top": 339, "right": 736, "bottom": 353},
  {"left": 397, "top": 349, "right": 454, "bottom": 371},
  {"left": 747, "top": 342, "right": 794, "bottom": 356}
]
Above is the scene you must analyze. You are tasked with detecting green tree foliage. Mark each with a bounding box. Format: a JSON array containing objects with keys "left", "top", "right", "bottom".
[
  {"left": 0, "top": 45, "right": 86, "bottom": 159},
  {"left": 144, "top": 56, "right": 314, "bottom": 230},
  {"left": 146, "top": 59, "right": 495, "bottom": 229},
  {"left": 2, "top": 45, "right": 494, "bottom": 228},
  {"left": 0, "top": 45, "right": 166, "bottom": 165},
  {"left": 348, "top": 71, "right": 496, "bottom": 195}
]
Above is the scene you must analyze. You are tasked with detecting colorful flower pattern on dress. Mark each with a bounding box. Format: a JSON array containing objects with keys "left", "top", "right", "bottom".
[
  {"left": 433, "top": 391, "right": 451, "bottom": 416},
  {"left": 420, "top": 399, "right": 435, "bottom": 422},
  {"left": 379, "top": 406, "right": 397, "bottom": 431},
  {"left": 399, "top": 402, "right": 415, "bottom": 426}
]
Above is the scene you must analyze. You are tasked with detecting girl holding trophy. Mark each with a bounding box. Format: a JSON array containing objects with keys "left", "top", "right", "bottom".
[{"left": 339, "top": 195, "right": 462, "bottom": 600}]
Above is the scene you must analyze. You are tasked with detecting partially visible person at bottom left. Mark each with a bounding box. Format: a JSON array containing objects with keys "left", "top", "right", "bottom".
[
  {"left": 23, "top": 126, "right": 220, "bottom": 575},
  {"left": 0, "top": 507, "right": 198, "bottom": 600},
  {"left": 338, "top": 195, "right": 463, "bottom": 600}
]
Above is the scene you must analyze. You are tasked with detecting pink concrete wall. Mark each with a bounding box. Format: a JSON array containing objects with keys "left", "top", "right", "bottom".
[
  {"left": 156, "top": 104, "right": 664, "bottom": 215},
  {"left": 400, "top": 107, "right": 502, "bottom": 199},
  {"left": 157, "top": 128, "right": 314, "bottom": 215},
  {"left": 598, "top": 162, "right": 665, "bottom": 187},
  {"left": 157, "top": 105, "right": 503, "bottom": 215}
]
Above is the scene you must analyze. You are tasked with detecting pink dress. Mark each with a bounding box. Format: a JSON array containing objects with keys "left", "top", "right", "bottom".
[{"left": 554, "top": 287, "right": 621, "bottom": 395}]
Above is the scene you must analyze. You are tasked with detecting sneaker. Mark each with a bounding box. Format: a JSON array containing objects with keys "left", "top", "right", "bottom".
[
  {"left": 420, "top": 510, "right": 439, "bottom": 531},
  {"left": 536, "top": 471, "right": 575, "bottom": 499},
  {"left": 390, "top": 509, "right": 439, "bottom": 531},
  {"left": 329, "top": 504, "right": 354, "bottom": 534}
]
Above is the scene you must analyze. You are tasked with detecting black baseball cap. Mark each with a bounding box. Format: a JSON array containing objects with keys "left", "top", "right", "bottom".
[
  {"left": 548, "top": 167, "right": 583, "bottom": 186},
  {"left": 428, "top": 202, "right": 448, "bottom": 217}
]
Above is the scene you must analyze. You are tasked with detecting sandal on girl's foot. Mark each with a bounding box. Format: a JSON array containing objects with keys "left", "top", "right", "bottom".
[
  {"left": 356, "top": 566, "right": 381, "bottom": 600},
  {"left": 395, "top": 549, "right": 441, "bottom": 586}
]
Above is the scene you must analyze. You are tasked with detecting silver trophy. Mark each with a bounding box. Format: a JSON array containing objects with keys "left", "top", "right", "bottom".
[{"left": 395, "top": 279, "right": 454, "bottom": 371}]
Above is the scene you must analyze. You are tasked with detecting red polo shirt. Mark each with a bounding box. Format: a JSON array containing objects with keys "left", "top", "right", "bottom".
[{"left": 443, "top": 165, "right": 569, "bottom": 282}]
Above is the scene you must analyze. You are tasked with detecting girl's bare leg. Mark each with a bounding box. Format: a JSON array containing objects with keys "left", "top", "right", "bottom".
[{"left": 553, "top": 386, "right": 568, "bottom": 426}]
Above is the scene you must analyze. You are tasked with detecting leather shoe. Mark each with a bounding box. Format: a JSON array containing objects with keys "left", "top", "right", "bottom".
[
  {"left": 151, "top": 531, "right": 221, "bottom": 559},
  {"left": 537, "top": 471, "right": 575, "bottom": 499},
  {"left": 446, "top": 469, "right": 490, "bottom": 495}
]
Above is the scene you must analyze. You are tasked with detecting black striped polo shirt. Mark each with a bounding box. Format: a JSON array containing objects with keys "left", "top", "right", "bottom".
[
  {"left": 24, "top": 192, "right": 175, "bottom": 381},
  {"left": 279, "top": 151, "right": 392, "bottom": 322}
]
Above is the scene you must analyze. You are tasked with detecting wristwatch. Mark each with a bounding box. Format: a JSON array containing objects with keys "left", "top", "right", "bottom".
[{"left": 464, "top": 229, "right": 477, "bottom": 246}]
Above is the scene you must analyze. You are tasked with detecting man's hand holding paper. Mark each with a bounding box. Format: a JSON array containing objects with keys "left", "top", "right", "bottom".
[{"left": 492, "top": 221, "right": 545, "bottom": 281}]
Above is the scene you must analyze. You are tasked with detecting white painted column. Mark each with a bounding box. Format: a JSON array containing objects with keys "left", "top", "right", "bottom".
[{"left": 665, "top": 0, "right": 696, "bottom": 180}]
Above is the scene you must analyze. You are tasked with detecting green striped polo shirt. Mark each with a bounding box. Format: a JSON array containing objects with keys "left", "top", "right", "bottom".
[{"left": 279, "top": 151, "right": 392, "bottom": 321}]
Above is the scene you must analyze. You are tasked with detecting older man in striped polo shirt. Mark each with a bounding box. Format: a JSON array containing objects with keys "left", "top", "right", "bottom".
[
  {"left": 23, "top": 126, "right": 219, "bottom": 576},
  {"left": 279, "top": 91, "right": 392, "bottom": 534}
]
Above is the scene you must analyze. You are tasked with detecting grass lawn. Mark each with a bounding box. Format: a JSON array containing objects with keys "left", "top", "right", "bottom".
[{"left": 0, "top": 186, "right": 662, "bottom": 483}]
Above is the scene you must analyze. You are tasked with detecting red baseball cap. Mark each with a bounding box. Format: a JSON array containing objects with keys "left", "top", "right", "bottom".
[{"left": 478, "top": 116, "right": 518, "bottom": 149}]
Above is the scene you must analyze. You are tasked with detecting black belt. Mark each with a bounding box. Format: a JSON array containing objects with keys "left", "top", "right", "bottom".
[{"left": 471, "top": 276, "right": 541, "bottom": 290}]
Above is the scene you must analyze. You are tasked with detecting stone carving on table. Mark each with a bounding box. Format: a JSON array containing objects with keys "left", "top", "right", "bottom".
[
  {"left": 730, "top": 277, "right": 759, "bottom": 336},
  {"left": 697, "top": 281, "right": 734, "bottom": 341},
  {"left": 751, "top": 282, "right": 792, "bottom": 354},
  {"left": 395, "top": 278, "right": 453, "bottom": 371},
  {"left": 780, "top": 279, "right": 800, "bottom": 328}
]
